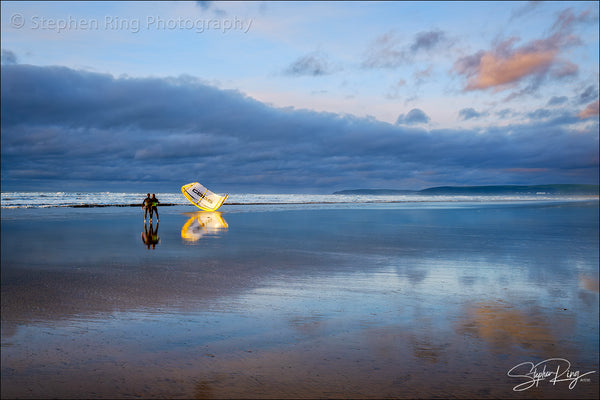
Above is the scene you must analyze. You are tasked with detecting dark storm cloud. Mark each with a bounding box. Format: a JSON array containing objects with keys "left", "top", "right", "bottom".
[{"left": 1, "top": 64, "right": 598, "bottom": 192}]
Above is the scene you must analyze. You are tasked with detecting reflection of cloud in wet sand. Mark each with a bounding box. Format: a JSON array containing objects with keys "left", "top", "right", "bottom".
[
  {"left": 578, "top": 274, "right": 599, "bottom": 307},
  {"left": 457, "top": 301, "right": 559, "bottom": 355},
  {"left": 579, "top": 275, "right": 599, "bottom": 293}
]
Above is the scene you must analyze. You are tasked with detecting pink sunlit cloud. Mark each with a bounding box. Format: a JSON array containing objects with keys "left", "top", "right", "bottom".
[
  {"left": 578, "top": 101, "right": 599, "bottom": 119},
  {"left": 464, "top": 48, "right": 557, "bottom": 91}
]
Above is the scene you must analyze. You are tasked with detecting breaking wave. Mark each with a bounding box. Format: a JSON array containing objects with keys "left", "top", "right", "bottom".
[{"left": 1, "top": 192, "right": 598, "bottom": 209}]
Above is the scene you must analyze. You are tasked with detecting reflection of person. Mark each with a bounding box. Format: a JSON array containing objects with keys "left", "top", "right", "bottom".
[
  {"left": 142, "top": 193, "right": 152, "bottom": 221},
  {"left": 150, "top": 193, "right": 159, "bottom": 222},
  {"left": 141, "top": 221, "right": 160, "bottom": 249}
]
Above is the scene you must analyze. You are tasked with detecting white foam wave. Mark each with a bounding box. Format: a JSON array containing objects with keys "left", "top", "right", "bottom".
[{"left": 1, "top": 191, "right": 597, "bottom": 209}]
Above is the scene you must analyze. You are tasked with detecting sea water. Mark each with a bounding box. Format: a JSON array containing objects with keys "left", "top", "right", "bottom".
[{"left": 1, "top": 191, "right": 597, "bottom": 209}]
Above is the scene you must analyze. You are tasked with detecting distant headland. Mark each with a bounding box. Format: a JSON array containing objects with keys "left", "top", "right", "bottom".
[{"left": 333, "top": 184, "right": 599, "bottom": 195}]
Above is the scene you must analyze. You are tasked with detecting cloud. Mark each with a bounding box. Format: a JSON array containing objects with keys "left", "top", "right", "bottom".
[
  {"left": 196, "top": 1, "right": 212, "bottom": 10},
  {"left": 454, "top": 39, "right": 557, "bottom": 91},
  {"left": 410, "top": 30, "right": 446, "bottom": 52},
  {"left": 195, "top": 1, "right": 226, "bottom": 15},
  {"left": 362, "top": 29, "right": 449, "bottom": 69},
  {"left": 578, "top": 85, "right": 598, "bottom": 105},
  {"left": 284, "top": 51, "right": 336, "bottom": 76},
  {"left": 1, "top": 64, "right": 598, "bottom": 192},
  {"left": 527, "top": 108, "right": 553, "bottom": 119},
  {"left": 453, "top": 7, "right": 592, "bottom": 93},
  {"left": 578, "top": 101, "right": 599, "bottom": 119},
  {"left": 362, "top": 31, "right": 405, "bottom": 69},
  {"left": 459, "top": 108, "right": 487, "bottom": 121},
  {"left": 413, "top": 65, "right": 434, "bottom": 85},
  {"left": 1, "top": 49, "right": 18, "bottom": 65},
  {"left": 547, "top": 96, "right": 568, "bottom": 106},
  {"left": 395, "top": 108, "right": 430, "bottom": 125},
  {"left": 510, "top": 1, "right": 544, "bottom": 20},
  {"left": 552, "top": 6, "right": 598, "bottom": 33},
  {"left": 550, "top": 60, "right": 578, "bottom": 78},
  {"left": 496, "top": 108, "right": 516, "bottom": 119},
  {"left": 385, "top": 79, "right": 407, "bottom": 100}
]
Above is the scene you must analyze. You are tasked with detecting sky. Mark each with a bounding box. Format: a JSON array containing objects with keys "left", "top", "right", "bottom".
[{"left": 1, "top": 1, "right": 598, "bottom": 193}]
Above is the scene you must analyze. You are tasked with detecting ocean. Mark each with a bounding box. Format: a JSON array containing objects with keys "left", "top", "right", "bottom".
[{"left": 1, "top": 191, "right": 597, "bottom": 209}]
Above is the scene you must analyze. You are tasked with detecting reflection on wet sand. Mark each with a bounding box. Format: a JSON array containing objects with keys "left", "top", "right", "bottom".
[
  {"left": 578, "top": 275, "right": 599, "bottom": 308},
  {"left": 2, "top": 204, "right": 598, "bottom": 399},
  {"left": 457, "top": 301, "right": 560, "bottom": 356},
  {"left": 579, "top": 275, "right": 599, "bottom": 293},
  {"left": 141, "top": 220, "right": 160, "bottom": 249},
  {"left": 181, "top": 212, "right": 228, "bottom": 242}
]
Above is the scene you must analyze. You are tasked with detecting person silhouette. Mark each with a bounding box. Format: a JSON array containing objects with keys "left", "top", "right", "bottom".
[
  {"left": 142, "top": 193, "right": 152, "bottom": 221},
  {"left": 150, "top": 193, "right": 159, "bottom": 222}
]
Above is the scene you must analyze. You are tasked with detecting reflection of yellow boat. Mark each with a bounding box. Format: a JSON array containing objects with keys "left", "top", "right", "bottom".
[
  {"left": 181, "top": 182, "right": 228, "bottom": 211},
  {"left": 181, "top": 212, "right": 228, "bottom": 242}
]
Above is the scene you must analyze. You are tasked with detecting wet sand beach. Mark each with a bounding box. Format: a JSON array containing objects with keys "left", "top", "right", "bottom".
[{"left": 1, "top": 201, "right": 598, "bottom": 398}]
